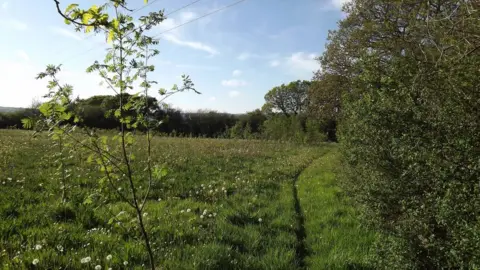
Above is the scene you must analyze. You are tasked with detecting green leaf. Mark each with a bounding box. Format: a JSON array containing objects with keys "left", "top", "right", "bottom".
[
  {"left": 21, "top": 118, "right": 33, "bottom": 129},
  {"left": 112, "top": 19, "right": 119, "bottom": 30},
  {"left": 114, "top": 109, "right": 121, "bottom": 118},
  {"left": 65, "top": 3, "right": 78, "bottom": 13},
  {"left": 107, "top": 30, "right": 114, "bottom": 44},
  {"left": 83, "top": 196, "right": 93, "bottom": 205},
  {"left": 153, "top": 166, "right": 168, "bottom": 179},
  {"left": 85, "top": 25, "right": 94, "bottom": 33},
  {"left": 90, "top": 5, "right": 99, "bottom": 14},
  {"left": 82, "top": 12, "right": 93, "bottom": 25},
  {"left": 39, "top": 103, "right": 50, "bottom": 116}
]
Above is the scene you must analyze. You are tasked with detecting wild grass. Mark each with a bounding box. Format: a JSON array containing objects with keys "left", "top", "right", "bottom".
[
  {"left": 0, "top": 129, "right": 373, "bottom": 269},
  {"left": 298, "top": 149, "right": 376, "bottom": 269}
]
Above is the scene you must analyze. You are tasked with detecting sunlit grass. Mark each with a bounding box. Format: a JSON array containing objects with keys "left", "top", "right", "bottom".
[
  {"left": 298, "top": 149, "right": 376, "bottom": 269},
  {"left": 0, "top": 130, "right": 373, "bottom": 269}
]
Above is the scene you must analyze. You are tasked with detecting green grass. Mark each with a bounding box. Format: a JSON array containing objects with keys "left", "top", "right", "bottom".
[
  {"left": 297, "top": 149, "right": 376, "bottom": 269},
  {"left": 0, "top": 129, "right": 373, "bottom": 269}
]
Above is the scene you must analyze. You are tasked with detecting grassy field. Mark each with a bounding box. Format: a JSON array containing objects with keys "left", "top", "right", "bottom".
[{"left": 0, "top": 130, "right": 373, "bottom": 269}]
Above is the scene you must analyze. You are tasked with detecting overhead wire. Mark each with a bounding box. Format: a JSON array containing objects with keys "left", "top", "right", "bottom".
[
  {"left": 60, "top": 0, "right": 247, "bottom": 64},
  {"left": 55, "top": 0, "right": 166, "bottom": 59}
]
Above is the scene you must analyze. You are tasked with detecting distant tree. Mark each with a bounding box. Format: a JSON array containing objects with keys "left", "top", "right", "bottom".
[
  {"left": 229, "top": 109, "right": 266, "bottom": 139},
  {"left": 262, "top": 80, "right": 310, "bottom": 116}
]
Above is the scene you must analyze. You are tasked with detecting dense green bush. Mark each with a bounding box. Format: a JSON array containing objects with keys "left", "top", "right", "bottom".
[{"left": 323, "top": 0, "right": 480, "bottom": 268}]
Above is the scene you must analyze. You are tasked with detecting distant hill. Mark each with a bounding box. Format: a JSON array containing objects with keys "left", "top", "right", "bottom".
[{"left": 0, "top": 106, "right": 25, "bottom": 113}]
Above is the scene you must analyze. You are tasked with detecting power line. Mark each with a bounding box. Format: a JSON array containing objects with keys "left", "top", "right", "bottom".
[
  {"left": 61, "top": 0, "right": 246, "bottom": 64},
  {"left": 131, "top": 0, "right": 164, "bottom": 15},
  {"left": 56, "top": 0, "right": 166, "bottom": 59},
  {"left": 153, "top": 0, "right": 247, "bottom": 38}
]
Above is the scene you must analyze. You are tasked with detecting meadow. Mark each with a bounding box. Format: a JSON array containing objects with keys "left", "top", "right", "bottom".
[{"left": 0, "top": 129, "right": 373, "bottom": 269}]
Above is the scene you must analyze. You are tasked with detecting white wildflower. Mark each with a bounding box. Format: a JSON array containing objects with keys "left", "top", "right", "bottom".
[
  {"left": 124, "top": 261, "right": 128, "bottom": 266},
  {"left": 35, "top": 244, "right": 42, "bottom": 250},
  {"left": 106, "top": 254, "right": 112, "bottom": 261},
  {"left": 32, "top": 258, "right": 39, "bottom": 265},
  {"left": 80, "top": 256, "right": 91, "bottom": 264},
  {"left": 186, "top": 209, "right": 191, "bottom": 213},
  {"left": 258, "top": 218, "right": 263, "bottom": 223},
  {"left": 95, "top": 265, "right": 102, "bottom": 270}
]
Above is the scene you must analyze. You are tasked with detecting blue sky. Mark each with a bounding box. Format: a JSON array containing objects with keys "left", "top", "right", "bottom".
[{"left": 0, "top": 0, "right": 348, "bottom": 113}]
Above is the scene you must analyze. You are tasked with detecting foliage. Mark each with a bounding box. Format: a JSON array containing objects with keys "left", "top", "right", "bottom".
[
  {"left": 318, "top": 0, "right": 480, "bottom": 268},
  {"left": 229, "top": 109, "right": 266, "bottom": 139},
  {"left": 262, "top": 80, "right": 310, "bottom": 116},
  {"left": 22, "top": 0, "right": 197, "bottom": 268},
  {"left": 262, "top": 115, "right": 305, "bottom": 143}
]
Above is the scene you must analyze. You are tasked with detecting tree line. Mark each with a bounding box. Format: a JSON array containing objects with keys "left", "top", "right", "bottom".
[{"left": 1, "top": 80, "right": 337, "bottom": 142}]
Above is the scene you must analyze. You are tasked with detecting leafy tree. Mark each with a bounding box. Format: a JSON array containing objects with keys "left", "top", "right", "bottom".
[
  {"left": 262, "top": 80, "right": 310, "bottom": 116},
  {"left": 24, "top": 1, "right": 197, "bottom": 269},
  {"left": 229, "top": 109, "right": 266, "bottom": 139}
]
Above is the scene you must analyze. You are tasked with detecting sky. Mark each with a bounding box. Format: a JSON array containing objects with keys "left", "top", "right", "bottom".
[{"left": 0, "top": 0, "right": 349, "bottom": 113}]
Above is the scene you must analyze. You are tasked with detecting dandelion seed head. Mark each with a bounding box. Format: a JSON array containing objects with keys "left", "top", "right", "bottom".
[{"left": 80, "top": 256, "right": 91, "bottom": 264}]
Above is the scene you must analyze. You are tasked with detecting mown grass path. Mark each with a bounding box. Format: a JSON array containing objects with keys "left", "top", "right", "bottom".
[{"left": 296, "top": 146, "right": 376, "bottom": 269}]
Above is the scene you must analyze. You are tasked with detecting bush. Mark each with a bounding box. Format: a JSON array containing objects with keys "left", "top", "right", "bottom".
[{"left": 336, "top": 1, "right": 480, "bottom": 268}]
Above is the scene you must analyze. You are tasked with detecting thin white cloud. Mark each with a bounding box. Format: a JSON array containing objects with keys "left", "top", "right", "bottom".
[
  {"left": 232, "top": 69, "right": 242, "bottom": 76},
  {"left": 209, "top": 96, "right": 216, "bottom": 101},
  {"left": 2, "top": 1, "right": 8, "bottom": 9},
  {"left": 163, "top": 34, "right": 218, "bottom": 55},
  {"left": 175, "top": 64, "right": 219, "bottom": 70},
  {"left": 0, "top": 19, "right": 27, "bottom": 30},
  {"left": 15, "top": 50, "right": 29, "bottom": 61},
  {"left": 180, "top": 11, "right": 196, "bottom": 21},
  {"left": 331, "top": 0, "right": 351, "bottom": 9},
  {"left": 229, "top": 91, "right": 240, "bottom": 98},
  {"left": 270, "top": 60, "right": 280, "bottom": 67},
  {"left": 0, "top": 61, "right": 106, "bottom": 108},
  {"left": 221, "top": 79, "right": 247, "bottom": 87},
  {"left": 52, "top": 27, "right": 82, "bottom": 41},
  {"left": 237, "top": 52, "right": 258, "bottom": 61},
  {"left": 237, "top": 52, "right": 279, "bottom": 61},
  {"left": 279, "top": 52, "right": 319, "bottom": 79}
]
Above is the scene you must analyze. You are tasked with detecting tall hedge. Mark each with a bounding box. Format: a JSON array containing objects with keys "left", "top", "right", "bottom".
[{"left": 320, "top": 0, "right": 480, "bottom": 268}]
